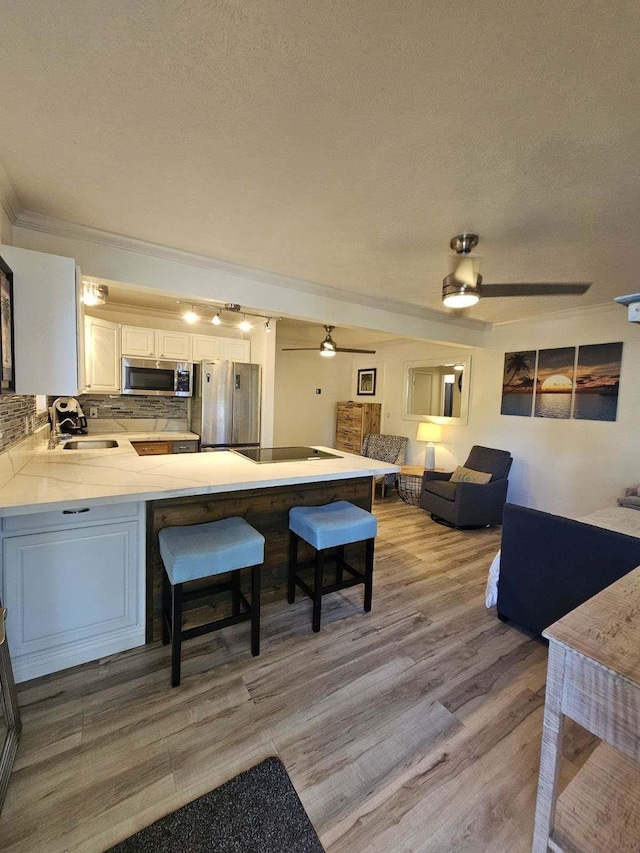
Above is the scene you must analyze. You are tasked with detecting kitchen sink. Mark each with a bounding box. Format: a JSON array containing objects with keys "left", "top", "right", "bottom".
[{"left": 62, "top": 439, "right": 119, "bottom": 450}]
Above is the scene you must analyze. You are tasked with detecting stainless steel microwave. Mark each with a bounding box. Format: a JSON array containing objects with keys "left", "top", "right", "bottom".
[{"left": 121, "top": 358, "right": 194, "bottom": 397}]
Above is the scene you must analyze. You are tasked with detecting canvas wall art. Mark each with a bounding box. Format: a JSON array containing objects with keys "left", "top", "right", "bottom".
[
  {"left": 500, "top": 350, "right": 536, "bottom": 416},
  {"left": 573, "top": 342, "right": 623, "bottom": 422},
  {"left": 532, "top": 347, "right": 576, "bottom": 419},
  {"left": 500, "top": 342, "right": 624, "bottom": 421}
]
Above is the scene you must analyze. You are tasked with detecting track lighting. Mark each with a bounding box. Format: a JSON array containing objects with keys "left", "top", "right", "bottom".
[
  {"left": 239, "top": 317, "right": 252, "bottom": 332},
  {"left": 265, "top": 318, "right": 272, "bottom": 333},
  {"left": 183, "top": 307, "right": 199, "bottom": 324},
  {"left": 81, "top": 281, "right": 109, "bottom": 307},
  {"left": 212, "top": 312, "right": 222, "bottom": 326}
]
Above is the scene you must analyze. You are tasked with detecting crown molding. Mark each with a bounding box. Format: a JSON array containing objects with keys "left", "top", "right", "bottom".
[
  {"left": 14, "top": 209, "right": 490, "bottom": 333},
  {"left": 490, "top": 299, "right": 622, "bottom": 328},
  {"left": 0, "top": 163, "right": 21, "bottom": 223}
]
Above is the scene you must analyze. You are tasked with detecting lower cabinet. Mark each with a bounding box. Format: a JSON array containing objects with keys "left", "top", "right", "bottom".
[{"left": 1, "top": 502, "right": 145, "bottom": 682}]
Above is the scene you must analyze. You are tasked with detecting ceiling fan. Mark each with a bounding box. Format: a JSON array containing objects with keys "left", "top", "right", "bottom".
[
  {"left": 281, "top": 326, "right": 376, "bottom": 358},
  {"left": 442, "top": 234, "right": 592, "bottom": 308}
]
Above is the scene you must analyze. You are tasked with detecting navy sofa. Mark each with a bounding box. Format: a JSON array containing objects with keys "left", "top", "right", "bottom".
[{"left": 497, "top": 502, "right": 640, "bottom": 636}]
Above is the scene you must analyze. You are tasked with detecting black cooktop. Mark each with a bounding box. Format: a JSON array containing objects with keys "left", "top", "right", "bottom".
[{"left": 231, "top": 446, "right": 342, "bottom": 464}]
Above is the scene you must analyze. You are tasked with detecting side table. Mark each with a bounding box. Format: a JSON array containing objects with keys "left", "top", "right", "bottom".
[
  {"left": 396, "top": 466, "right": 446, "bottom": 506},
  {"left": 532, "top": 565, "right": 640, "bottom": 852}
]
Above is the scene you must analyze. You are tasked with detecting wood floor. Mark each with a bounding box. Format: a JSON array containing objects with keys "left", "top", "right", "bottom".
[{"left": 0, "top": 497, "right": 596, "bottom": 852}]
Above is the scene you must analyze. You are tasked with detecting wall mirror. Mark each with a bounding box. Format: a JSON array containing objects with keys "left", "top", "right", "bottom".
[{"left": 403, "top": 356, "right": 471, "bottom": 425}]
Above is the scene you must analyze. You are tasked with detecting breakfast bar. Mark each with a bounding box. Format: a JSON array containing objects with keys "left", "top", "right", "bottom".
[{"left": 0, "top": 431, "right": 398, "bottom": 680}]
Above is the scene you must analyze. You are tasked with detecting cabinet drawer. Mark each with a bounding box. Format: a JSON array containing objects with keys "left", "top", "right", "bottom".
[
  {"left": 131, "top": 441, "right": 173, "bottom": 456},
  {"left": 3, "top": 501, "right": 140, "bottom": 534},
  {"left": 172, "top": 440, "right": 199, "bottom": 454}
]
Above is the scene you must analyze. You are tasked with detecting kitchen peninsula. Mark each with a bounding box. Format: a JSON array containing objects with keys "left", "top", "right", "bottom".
[{"left": 0, "top": 429, "right": 398, "bottom": 681}]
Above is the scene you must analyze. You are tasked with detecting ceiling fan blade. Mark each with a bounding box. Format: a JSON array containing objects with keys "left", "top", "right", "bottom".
[
  {"left": 280, "top": 347, "right": 322, "bottom": 351},
  {"left": 335, "top": 347, "right": 377, "bottom": 354},
  {"left": 481, "top": 282, "right": 592, "bottom": 298}
]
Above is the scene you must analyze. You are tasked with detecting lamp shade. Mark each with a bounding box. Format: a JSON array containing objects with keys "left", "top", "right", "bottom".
[{"left": 416, "top": 423, "right": 442, "bottom": 443}]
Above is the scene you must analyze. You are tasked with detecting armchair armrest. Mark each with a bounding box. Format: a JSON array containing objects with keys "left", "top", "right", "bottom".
[{"left": 422, "top": 471, "right": 452, "bottom": 483}]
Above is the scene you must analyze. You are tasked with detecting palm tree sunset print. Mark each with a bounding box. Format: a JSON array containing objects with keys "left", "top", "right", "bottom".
[
  {"left": 574, "top": 342, "right": 623, "bottom": 421},
  {"left": 534, "top": 347, "right": 575, "bottom": 418},
  {"left": 501, "top": 350, "right": 536, "bottom": 416},
  {"left": 500, "top": 342, "right": 624, "bottom": 421}
]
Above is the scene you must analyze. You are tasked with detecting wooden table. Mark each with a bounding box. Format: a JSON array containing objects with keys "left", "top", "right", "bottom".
[{"left": 532, "top": 565, "right": 640, "bottom": 852}]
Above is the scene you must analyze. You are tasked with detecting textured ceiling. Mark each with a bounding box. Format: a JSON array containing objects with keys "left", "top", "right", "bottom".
[{"left": 2, "top": 1, "right": 640, "bottom": 324}]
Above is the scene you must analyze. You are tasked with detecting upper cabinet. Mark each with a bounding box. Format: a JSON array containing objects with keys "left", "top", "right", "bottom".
[
  {"left": 121, "top": 326, "right": 156, "bottom": 358},
  {"left": 84, "top": 316, "right": 120, "bottom": 394},
  {"left": 0, "top": 246, "right": 81, "bottom": 395},
  {"left": 156, "top": 330, "right": 191, "bottom": 361},
  {"left": 121, "top": 327, "right": 191, "bottom": 361},
  {"left": 221, "top": 338, "right": 250, "bottom": 362},
  {"left": 191, "top": 334, "right": 221, "bottom": 362}
]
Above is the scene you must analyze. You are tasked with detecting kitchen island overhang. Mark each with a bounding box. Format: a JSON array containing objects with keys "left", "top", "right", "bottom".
[{"left": 0, "top": 439, "right": 398, "bottom": 517}]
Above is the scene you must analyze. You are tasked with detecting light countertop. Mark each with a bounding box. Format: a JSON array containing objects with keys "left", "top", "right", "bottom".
[{"left": 0, "top": 429, "right": 399, "bottom": 517}]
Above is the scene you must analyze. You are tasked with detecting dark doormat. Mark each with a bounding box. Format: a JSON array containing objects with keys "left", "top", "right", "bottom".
[{"left": 106, "top": 757, "right": 324, "bottom": 853}]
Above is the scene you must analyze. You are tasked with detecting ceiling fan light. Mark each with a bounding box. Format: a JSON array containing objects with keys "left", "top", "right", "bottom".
[
  {"left": 320, "top": 337, "right": 337, "bottom": 356},
  {"left": 442, "top": 273, "right": 481, "bottom": 308},
  {"left": 320, "top": 346, "right": 336, "bottom": 357}
]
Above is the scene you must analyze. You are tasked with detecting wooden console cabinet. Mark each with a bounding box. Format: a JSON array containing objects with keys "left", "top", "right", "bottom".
[{"left": 335, "top": 402, "right": 381, "bottom": 454}]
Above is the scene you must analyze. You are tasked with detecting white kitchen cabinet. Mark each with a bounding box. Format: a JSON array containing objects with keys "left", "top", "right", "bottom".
[
  {"left": 221, "top": 338, "right": 250, "bottom": 362},
  {"left": 156, "top": 330, "right": 191, "bottom": 361},
  {"left": 191, "top": 334, "right": 221, "bottom": 362},
  {"left": 121, "top": 325, "right": 156, "bottom": 358},
  {"left": 1, "top": 502, "right": 145, "bottom": 682},
  {"left": 84, "top": 315, "right": 121, "bottom": 393},
  {"left": 0, "top": 245, "right": 81, "bottom": 395}
]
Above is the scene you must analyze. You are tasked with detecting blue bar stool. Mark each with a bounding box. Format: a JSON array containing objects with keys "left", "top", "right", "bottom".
[
  {"left": 288, "top": 500, "right": 377, "bottom": 632},
  {"left": 159, "top": 517, "right": 264, "bottom": 687}
]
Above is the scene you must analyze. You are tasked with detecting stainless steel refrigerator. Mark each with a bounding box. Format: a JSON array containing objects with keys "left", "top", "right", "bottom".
[{"left": 192, "top": 361, "right": 261, "bottom": 449}]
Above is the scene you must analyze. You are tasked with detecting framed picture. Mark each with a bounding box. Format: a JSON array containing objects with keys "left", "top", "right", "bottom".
[
  {"left": 0, "top": 257, "right": 15, "bottom": 394},
  {"left": 357, "top": 367, "right": 377, "bottom": 396}
]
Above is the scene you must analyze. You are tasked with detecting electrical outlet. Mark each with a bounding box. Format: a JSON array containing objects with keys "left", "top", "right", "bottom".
[
  {"left": 90, "top": 407, "right": 98, "bottom": 418},
  {"left": 315, "top": 388, "right": 321, "bottom": 395}
]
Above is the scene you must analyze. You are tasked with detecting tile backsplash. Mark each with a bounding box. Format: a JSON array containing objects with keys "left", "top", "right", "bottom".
[
  {"left": 0, "top": 395, "right": 49, "bottom": 454},
  {"left": 76, "top": 394, "right": 189, "bottom": 420}
]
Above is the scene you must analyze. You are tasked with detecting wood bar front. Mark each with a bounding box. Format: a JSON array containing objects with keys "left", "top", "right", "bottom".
[{"left": 146, "top": 476, "right": 373, "bottom": 640}]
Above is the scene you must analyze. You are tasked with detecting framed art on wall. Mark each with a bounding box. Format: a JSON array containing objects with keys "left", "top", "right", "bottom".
[
  {"left": 357, "top": 368, "right": 377, "bottom": 396},
  {"left": 0, "top": 257, "right": 15, "bottom": 394}
]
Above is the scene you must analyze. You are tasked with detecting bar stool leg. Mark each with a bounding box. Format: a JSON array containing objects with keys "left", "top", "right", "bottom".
[
  {"left": 251, "top": 563, "right": 261, "bottom": 657},
  {"left": 288, "top": 531, "right": 298, "bottom": 604},
  {"left": 312, "top": 548, "right": 324, "bottom": 633},
  {"left": 162, "top": 567, "right": 171, "bottom": 646},
  {"left": 336, "top": 544, "right": 345, "bottom": 584},
  {"left": 171, "top": 582, "right": 183, "bottom": 688},
  {"left": 232, "top": 569, "right": 241, "bottom": 617},
  {"left": 364, "top": 537, "right": 374, "bottom": 612}
]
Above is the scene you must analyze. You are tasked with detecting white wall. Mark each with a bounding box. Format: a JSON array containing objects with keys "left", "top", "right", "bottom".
[
  {"left": 249, "top": 321, "right": 277, "bottom": 446},
  {"left": 470, "top": 305, "right": 639, "bottom": 516},
  {"left": 350, "top": 341, "right": 469, "bottom": 468},
  {"left": 0, "top": 206, "right": 13, "bottom": 246},
  {"left": 274, "top": 349, "right": 353, "bottom": 447},
  {"left": 349, "top": 306, "right": 639, "bottom": 517}
]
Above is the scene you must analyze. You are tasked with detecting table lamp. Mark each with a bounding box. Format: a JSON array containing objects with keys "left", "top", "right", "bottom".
[{"left": 416, "top": 423, "right": 442, "bottom": 471}]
